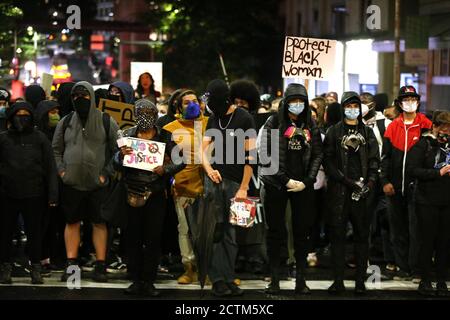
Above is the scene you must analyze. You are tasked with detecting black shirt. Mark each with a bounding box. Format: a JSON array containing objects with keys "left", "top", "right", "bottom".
[
  {"left": 205, "top": 107, "right": 256, "bottom": 184},
  {"left": 285, "top": 122, "right": 306, "bottom": 181},
  {"left": 343, "top": 123, "right": 363, "bottom": 181}
]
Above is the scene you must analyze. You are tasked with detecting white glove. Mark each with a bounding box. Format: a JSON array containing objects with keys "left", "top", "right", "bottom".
[
  {"left": 287, "top": 182, "right": 306, "bottom": 192},
  {"left": 286, "top": 179, "right": 301, "bottom": 189}
]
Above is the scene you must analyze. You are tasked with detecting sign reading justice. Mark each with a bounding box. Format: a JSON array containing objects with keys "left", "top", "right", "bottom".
[
  {"left": 282, "top": 36, "right": 337, "bottom": 80},
  {"left": 119, "top": 137, "right": 166, "bottom": 172}
]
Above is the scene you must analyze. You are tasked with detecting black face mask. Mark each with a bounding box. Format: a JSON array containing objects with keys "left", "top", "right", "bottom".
[
  {"left": 209, "top": 99, "right": 230, "bottom": 119},
  {"left": 73, "top": 97, "right": 91, "bottom": 119},
  {"left": 108, "top": 94, "right": 121, "bottom": 102},
  {"left": 12, "top": 115, "right": 33, "bottom": 132},
  {"left": 437, "top": 133, "right": 449, "bottom": 145}
]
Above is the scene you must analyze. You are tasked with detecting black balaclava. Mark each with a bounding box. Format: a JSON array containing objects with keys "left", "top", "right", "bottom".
[
  {"left": 205, "top": 79, "right": 230, "bottom": 119},
  {"left": 72, "top": 86, "right": 91, "bottom": 120}
]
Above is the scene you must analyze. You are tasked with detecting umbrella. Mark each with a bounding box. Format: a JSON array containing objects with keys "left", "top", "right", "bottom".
[{"left": 186, "top": 178, "right": 220, "bottom": 289}]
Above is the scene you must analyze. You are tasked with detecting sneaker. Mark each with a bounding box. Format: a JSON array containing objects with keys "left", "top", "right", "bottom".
[
  {"left": 40, "top": 264, "right": 52, "bottom": 277},
  {"left": 295, "top": 278, "right": 311, "bottom": 295},
  {"left": 418, "top": 281, "right": 434, "bottom": 296},
  {"left": 61, "top": 260, "right": 80, "bottom": 282},
  {"left": 0, "top": 263, "right": 12, "bottom": 284},
  {"left": 142, "top": 282, "right": 161, "bottom": 297},
  {"left": 393, "top": 270, "right": 412, "bottom": 281},
  {"left": 124, "top": 282, "right": 143, "bottom": 295},
  {"left": 385, "top": 264, "right": 398, "bottom": 272},
  {"left": 328, "top": 281, "right": 346, "bottom": 295},
  {"left": 92, "top": 261, "right": 108, "bottom": 283},
  {"left": 212, "top": 281, "right": 232, "bottom": 297},
  {"left": 30, "top": 264, "right": 44, "bottom": 285},
  {"left": 307, "top": 253, "right": 318, "bottom": 268},
  {"left": 436, "top": 282, "right": 448, "bottom": 297},
  {"left": 106, "top": 259, "right": 127, "bottom": 274},
  {"left": 226, "top": 282, "right": 244, "bottom": 296},
  {"left": 354, "top": 281, "right": 366, "bottom": 295},
  {"left": 411, "top": 275, "right": 421, "bottom": 284},
  {"left": 265, "top": 280, "right": 280, "bottom": 295},
  {"left": 81, "top": 254, "right": 96, "bottom": 272}
]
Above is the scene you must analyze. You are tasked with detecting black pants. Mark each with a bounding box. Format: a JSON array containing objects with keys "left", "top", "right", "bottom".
[
  {"left": 41, "top": 205, "right": 66, "bottom": 264},
  {"left": 387, "top": 191, "right": 418, "bottom": 273},
  {"left": 310, "top": 188, "right": 328, "bottom": 252},
  {"left": 126, "top": 191, "right": 166, "bottom": 283},
  {"left": 262, "top": 183, "right": 315, "bottom": 278},
  {"left": 329, "top": 193, "right": 369, "bottom": 282},
  {"left": 0, "top": 197, "right": 45, "bottom": 264},
  {"left": 416, "top": 203, "right": 450, "bottom": 283}
]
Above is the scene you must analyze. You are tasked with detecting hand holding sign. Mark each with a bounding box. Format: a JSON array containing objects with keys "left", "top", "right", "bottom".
[{"left": 119, "top": 137, "right": 166, "bottom": 172}]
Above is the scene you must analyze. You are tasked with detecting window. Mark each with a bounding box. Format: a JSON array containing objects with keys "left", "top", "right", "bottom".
[{"left": 332, "top": 4, "right": 347, "bottom": 36}]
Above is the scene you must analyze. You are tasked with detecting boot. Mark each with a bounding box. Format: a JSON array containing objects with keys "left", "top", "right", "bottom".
[
  {"left": 295, "top": 275, "right": 311, "bottom": 295},
  {"left": 265, "top": 273, "right": 280, "bottom": 295},
  {"left": 142, "top": 282, "right": 161, "bottom": 297},
  {"left": 31, "top": 264, "right": 44, "bottom": 285},
  {"left": 124, "top": 281, "right": 143, "bottom": 295},
  {"left": 328, "top": 280, "right": 346, "bottom": 295},
  {"left": 354, "top": 280, "right": 366, "bottom": 295},
  {"left": 92, "top": 261, "right": 108, "bottom": 283},
  {"left": 61, "top": 259, "right": 80, "bottom": 282},
  {"left": 177, "top": 262, "right": 198, "bottom": 284},
  {"left": 436, "top": 282, "right": 448, "bottom": 297},
  {"left": 418, "top": 280, "right": 434, "bottom": 296},
  {"left": 0, "top": 263, "right": 12, "bottom": 284}
]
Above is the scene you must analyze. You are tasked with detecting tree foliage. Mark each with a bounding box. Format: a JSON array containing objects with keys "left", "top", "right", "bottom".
[{"left": 146, "top": 0, "right": 283, "bottom": 92}]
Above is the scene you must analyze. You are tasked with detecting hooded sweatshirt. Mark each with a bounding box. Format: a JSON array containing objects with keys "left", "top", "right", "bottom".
[
  {"left": 0, "top": 101, "right": 58, "bottom": 202},
  {"left": 57, "top": 82, "right": 75, "bottom": 117},
  {"left": 0, "top": 86, "right": 11, "bottom": 132},
  {"left": 108, "top": 81, "right": 135, "bottom": 104},
  {"left": 52, "top": 81, "right": 119, "bottom": 191},
  {"left": 260, "top": 83, "right": 323, "bottom": 189},
  {"left": 35, "top": 100, "right": 60, "bottom": 141},
  {"left": 25, "top": 85, "right": 46, "bottom": 109}
]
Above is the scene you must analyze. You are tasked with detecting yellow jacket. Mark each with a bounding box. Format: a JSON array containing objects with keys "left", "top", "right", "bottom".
[{"left": 163, "top": 115, "right": 208, "bottom": 198}]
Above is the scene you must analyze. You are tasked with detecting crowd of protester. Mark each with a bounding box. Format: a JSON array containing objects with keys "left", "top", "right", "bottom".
[{"left": 0, "top": 73, "right": 449, "bottom": 298}]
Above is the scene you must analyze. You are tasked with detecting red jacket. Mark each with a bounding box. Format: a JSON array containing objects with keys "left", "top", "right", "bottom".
[{"left": 380, "top": 112, "right": 432, "bottom": 194}]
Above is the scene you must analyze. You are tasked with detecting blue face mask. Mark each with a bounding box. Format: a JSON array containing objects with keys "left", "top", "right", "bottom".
[
  {"left": 0, "top": 106, "right": 6, "bottom": 117},
  {"left": 183, "top": 101, "right": 201, "bottom": 120},
  {"left": 344, "top": 108, "right": 360, "bottom": 120},
  {"left": 288, "top": 102, "right": 305, "bottom": 116}
]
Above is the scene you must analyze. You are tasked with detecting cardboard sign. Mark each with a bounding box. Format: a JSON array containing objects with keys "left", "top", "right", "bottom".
[
  {"left": 121, "top": 137, "right": 166, "bottom": 172},
  {"left": 98, "top": 98, "right": 135, "bottom": 130},
  {"left": 41, "top": 73, "right": 54, "bottom": 97},
  {"left": 229, "top": 197, "right": 259, "bottom": 228},
  {"left": 282, "top": 36, "right": 337, "bottom": 80}
]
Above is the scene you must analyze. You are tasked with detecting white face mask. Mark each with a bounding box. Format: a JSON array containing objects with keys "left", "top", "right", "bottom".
[{"left": 401, "top": 101, "right": 418, "bottom": 113}]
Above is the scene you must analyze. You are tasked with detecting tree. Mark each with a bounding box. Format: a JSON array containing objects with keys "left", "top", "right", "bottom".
[{"left": 146, "top": 0, "right": 283, "bottom": 93}]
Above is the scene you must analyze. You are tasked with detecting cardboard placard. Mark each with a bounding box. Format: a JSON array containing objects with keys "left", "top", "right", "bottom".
[
  {"left": 98, "top": 98, "right": 135, "bottom": 130},
  {"left": 121, "top": 137, "right": 166, "bottom": 172},
  {"left": 41, "top": 73, "right": 54, "bottom": 97},
  {"left": 282, "top": 36, "right": 337, "bottom": 80}
]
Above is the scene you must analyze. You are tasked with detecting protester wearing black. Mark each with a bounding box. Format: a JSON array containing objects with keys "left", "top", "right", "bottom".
[
  {"left": 117, "top": 99, "right": 185, "bottom": 297},
  {"left": 407, "top": 111, "right": 450, "bottom": 296},
  {"left": 0, "top": 101, "right": 58, "bottom": 284},
  {"left": 0, "top": 87, "right": 11, "bottom": 132},
  {"left": 25, "top": 84, "right": 46, "bottom": 109},
  {"left": 260, "top": 83, "right": 323, "bottom": 295},
  {"left": 56, "top": 82, "right": 75, "bottom": 117},
  {"left": 202, "top": 79, "right": 257, "bottom": 297},
  {"left": 35, "top": 100, "right": 66, "bottom": 271},
  {"left": 108, "top": 81, "right": 135, "bottom": 104},
  {"left": 323, "top": 92, "right": 380, "bottom": 294},
  {"left": 52, "top": 81, "right": 119, "bottom": 283}
]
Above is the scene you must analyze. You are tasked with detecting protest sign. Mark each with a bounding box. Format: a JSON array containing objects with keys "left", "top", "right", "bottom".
[
  {"left": 41, "top": 73, "right": 54, "bottom": 97},
  {"left": 98, "top": 98, "right": 135, "bottom": 130},
  {"left": 282, "top": 36, "right": 337, "bottom": 80},
  {"left": 121, "top": 137, "right": 166, "bottom": 172}
]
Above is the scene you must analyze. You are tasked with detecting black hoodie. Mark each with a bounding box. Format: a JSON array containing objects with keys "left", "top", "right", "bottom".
[
  {"left": 35, "top": 100, "right": 60, "bottom": 141},
  {"left": 260, "top": 83, "right": 323, "bottom": 189},
  {"left": 0, "top": 101, "right": 58, "bottom": 202},
  {"left": 25, "top": 85, "right": 46, "bottom": 109},
  {"left": 57, "top": 82, "right": 75, "bottom": 117}
]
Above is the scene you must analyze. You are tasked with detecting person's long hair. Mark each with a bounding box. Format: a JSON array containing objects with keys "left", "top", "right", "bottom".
[{"left": 136, "top": 72, "right": 157, "bottom": 96}]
